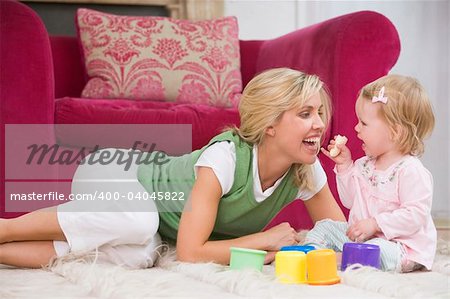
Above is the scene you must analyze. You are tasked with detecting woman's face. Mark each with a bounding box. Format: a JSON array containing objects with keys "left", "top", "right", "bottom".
[{"left": 270, "top": 92, "right": 325, "bottom": 165}]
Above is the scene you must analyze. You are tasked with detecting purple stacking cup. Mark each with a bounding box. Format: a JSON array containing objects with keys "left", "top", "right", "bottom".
[{"left": 341, "top": 243, "right": 381, "bottom": 271}]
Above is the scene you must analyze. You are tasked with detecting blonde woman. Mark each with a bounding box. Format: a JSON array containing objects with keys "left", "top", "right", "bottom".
[
  {"left": 305, "top": 74, "right": 436, "bottom": 272},
  {"left": 0, "top": 68, "right": 345, "bottom": 268}
]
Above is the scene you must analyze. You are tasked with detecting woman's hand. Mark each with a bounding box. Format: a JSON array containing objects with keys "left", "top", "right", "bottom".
[
  {"left": 346, "top": 218, "right": 380, "bottom": 242},
  {"left": 261, "top": 222, "right": 300, "bottom": 251},
  {"left": 177, "top": 167, "right": 296, "bottom": 265}
]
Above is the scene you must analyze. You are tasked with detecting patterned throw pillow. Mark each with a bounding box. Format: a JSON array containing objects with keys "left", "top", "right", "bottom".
[{"left": 76, "top": 9, "right": 242, "bottom": 107}]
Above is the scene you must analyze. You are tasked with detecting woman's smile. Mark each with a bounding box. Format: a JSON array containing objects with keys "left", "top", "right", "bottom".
[{"left": 302, "top": 136, "right": 321, "bottom": 154}]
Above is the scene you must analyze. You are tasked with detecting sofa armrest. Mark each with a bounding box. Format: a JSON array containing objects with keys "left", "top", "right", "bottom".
[
  {"left": 0, "top": 0, "right": 55, "bottom": 125},
  {"left": 1, "top": 0, "right": 57, "bottom": 218},
  {"left": 239, "top": 40, "right": 264, "bottom": 88}
]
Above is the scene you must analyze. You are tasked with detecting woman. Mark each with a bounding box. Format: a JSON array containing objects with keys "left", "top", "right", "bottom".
[{"left": 0, "top": 68, "right": 345, "bottom": 268}]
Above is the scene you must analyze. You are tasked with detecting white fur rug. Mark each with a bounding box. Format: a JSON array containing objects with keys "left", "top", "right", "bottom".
[{"left": 1, "top": 239, "right": 449, "bottom": 298}]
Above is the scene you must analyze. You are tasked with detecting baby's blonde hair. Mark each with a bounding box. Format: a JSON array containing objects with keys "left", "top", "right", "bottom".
[
  {"left": 230, "top": 68, "right": 331, "bottom": 190},
  {"left": 359, "top": 74, "right": 435, "bottom": 156}
]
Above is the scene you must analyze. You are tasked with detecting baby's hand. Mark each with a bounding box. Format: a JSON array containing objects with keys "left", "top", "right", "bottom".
[
  {"left": 346, "top": 218, "right": 381, "bottom": 243},
  {"left": 321, "top": 135, "right": 352, "bottom": 171}
]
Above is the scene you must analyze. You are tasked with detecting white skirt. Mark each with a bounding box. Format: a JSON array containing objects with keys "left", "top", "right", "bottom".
[{"left": 54, "top": 148, "right": 162, "bottom": 269}]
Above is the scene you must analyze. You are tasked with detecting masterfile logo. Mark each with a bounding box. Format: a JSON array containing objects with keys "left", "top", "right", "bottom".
[{"left": 4, "top": 124, "right": 192, "bottom": 213}]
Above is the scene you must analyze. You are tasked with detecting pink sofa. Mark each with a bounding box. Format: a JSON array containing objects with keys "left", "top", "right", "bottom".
[{"left": 0, "top": 0, "right": 400, "bottom": 228}]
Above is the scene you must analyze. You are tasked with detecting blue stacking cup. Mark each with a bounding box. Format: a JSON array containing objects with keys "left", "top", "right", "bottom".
[{"left": 280, "top": 245, "right": 316, "bottom": 254}]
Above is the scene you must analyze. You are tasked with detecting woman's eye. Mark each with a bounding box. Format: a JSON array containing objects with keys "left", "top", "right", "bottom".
[{"left": 299, "top": 112, "right": 310, "bottom": 118}]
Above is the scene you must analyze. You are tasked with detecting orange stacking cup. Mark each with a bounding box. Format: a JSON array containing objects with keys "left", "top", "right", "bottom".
[
  {"left": 306, "top": 249, "right": 340, "bottom": 285},
  {"left": 275, "top": 251, "right": 307, "bottom": 284}
]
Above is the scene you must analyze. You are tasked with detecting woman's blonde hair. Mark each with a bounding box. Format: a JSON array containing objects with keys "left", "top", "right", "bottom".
[
  {"left": 359, "top": 74, "right": 435, "bottom": 156},
  {"left": 230, "top": 68, "right": 331, "bottom": 190}
]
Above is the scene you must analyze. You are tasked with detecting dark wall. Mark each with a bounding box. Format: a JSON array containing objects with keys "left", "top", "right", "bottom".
[{"left": 24, "top": 2, "right": 169, "bottom": 36}]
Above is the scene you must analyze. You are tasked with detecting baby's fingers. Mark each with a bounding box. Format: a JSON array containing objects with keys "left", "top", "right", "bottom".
[
  {"left": 346, "top": 225, "right": 356, "bottom": 238},
  {"left": 347, "top": 226, "right": 362, "bottom": 242}
]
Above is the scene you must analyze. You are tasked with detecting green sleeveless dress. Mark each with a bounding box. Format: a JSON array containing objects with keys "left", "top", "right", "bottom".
[{"left": 137, "top": 131, "right": 299, "bottom": 243}]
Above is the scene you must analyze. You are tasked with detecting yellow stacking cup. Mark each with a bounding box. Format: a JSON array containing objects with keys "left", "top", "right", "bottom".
[
  {"left": 306, "top": 249, "right": 340, "bottom": 285},
  {"left": 275, "top": 251, "right": 307, "bottom": 284}
]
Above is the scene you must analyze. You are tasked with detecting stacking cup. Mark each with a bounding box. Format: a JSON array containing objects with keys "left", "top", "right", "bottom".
[
  {"left": 275, "top": 251, "right": 307, "bottom": 284},
  {"left": 229, "top": 247, "right": 267, "bottom": 271},
  {"left": 341, "top": 243, "right": 381, "bottom": 271},
  {"left": 280, "top": 245, "right": 315, "bottom": 254},
  {"left": 306, "top": 249, "right": 340, "bottom": 285}
]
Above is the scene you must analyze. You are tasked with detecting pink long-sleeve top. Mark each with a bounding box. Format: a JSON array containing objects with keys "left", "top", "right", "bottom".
[{"left": 335, "top": 155, "right": 437, "bottom": 270}]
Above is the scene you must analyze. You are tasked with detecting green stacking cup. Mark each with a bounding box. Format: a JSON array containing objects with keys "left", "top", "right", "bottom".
[{"left": 229, "top": 247, "right": 267, "bottom": 271}]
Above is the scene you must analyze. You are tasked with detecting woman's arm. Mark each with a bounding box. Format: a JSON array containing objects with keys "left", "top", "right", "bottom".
[
  {"left": 176, "top": 167, "right": 299, "bottom": 265},
  {"left": 303, "top": 183, "right": 346, "bottom": 223}
]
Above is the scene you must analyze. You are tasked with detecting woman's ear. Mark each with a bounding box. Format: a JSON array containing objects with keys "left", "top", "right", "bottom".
[{"left": 265, "top": 126, "right": 276, "bottom": 137}]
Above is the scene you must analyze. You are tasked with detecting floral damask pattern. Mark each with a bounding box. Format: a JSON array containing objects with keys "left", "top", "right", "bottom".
[{"left": 77, "top": 9, "right": 242, "bottom": 107}]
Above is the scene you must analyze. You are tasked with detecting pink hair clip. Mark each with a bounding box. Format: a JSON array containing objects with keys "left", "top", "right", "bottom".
[{"left": 372, "top": 86, "right": 388, "bottom": 104}]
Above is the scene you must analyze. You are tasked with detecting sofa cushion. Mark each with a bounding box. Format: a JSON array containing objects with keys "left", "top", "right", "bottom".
[
  {"left": 76, "top": 9, "right": 242, "bottom": 107},
  {"left": 55, "top": 97, "right": 240, "bottom": 150}
]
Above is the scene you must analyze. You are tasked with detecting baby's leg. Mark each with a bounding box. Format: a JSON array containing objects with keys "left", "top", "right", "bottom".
[
  {"left": 365, "top": 238, "right": 403, "bottom": 272},
  {"left": 0, "top": 241, "right": 57, "bottom": 268},
  {"left": 0, "top": 207, "right": 65, "bottom": 244},
  {"left": 304, "top": 219, "right": 350, "bottom": 252}
]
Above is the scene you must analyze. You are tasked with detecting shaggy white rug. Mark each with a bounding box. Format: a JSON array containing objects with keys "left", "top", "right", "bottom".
[{"left": 1, "top": 239, "right": 449, "bottom": 298}]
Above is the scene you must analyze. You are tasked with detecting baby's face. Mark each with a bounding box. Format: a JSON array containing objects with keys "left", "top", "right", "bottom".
[{"left": 354, "top": 99, "right": 395, "bottom": 159}]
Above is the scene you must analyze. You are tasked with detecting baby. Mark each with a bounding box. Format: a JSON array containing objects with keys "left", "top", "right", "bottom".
[{"left": 304, "top": 74, "right": 436, "bottom": 272}]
